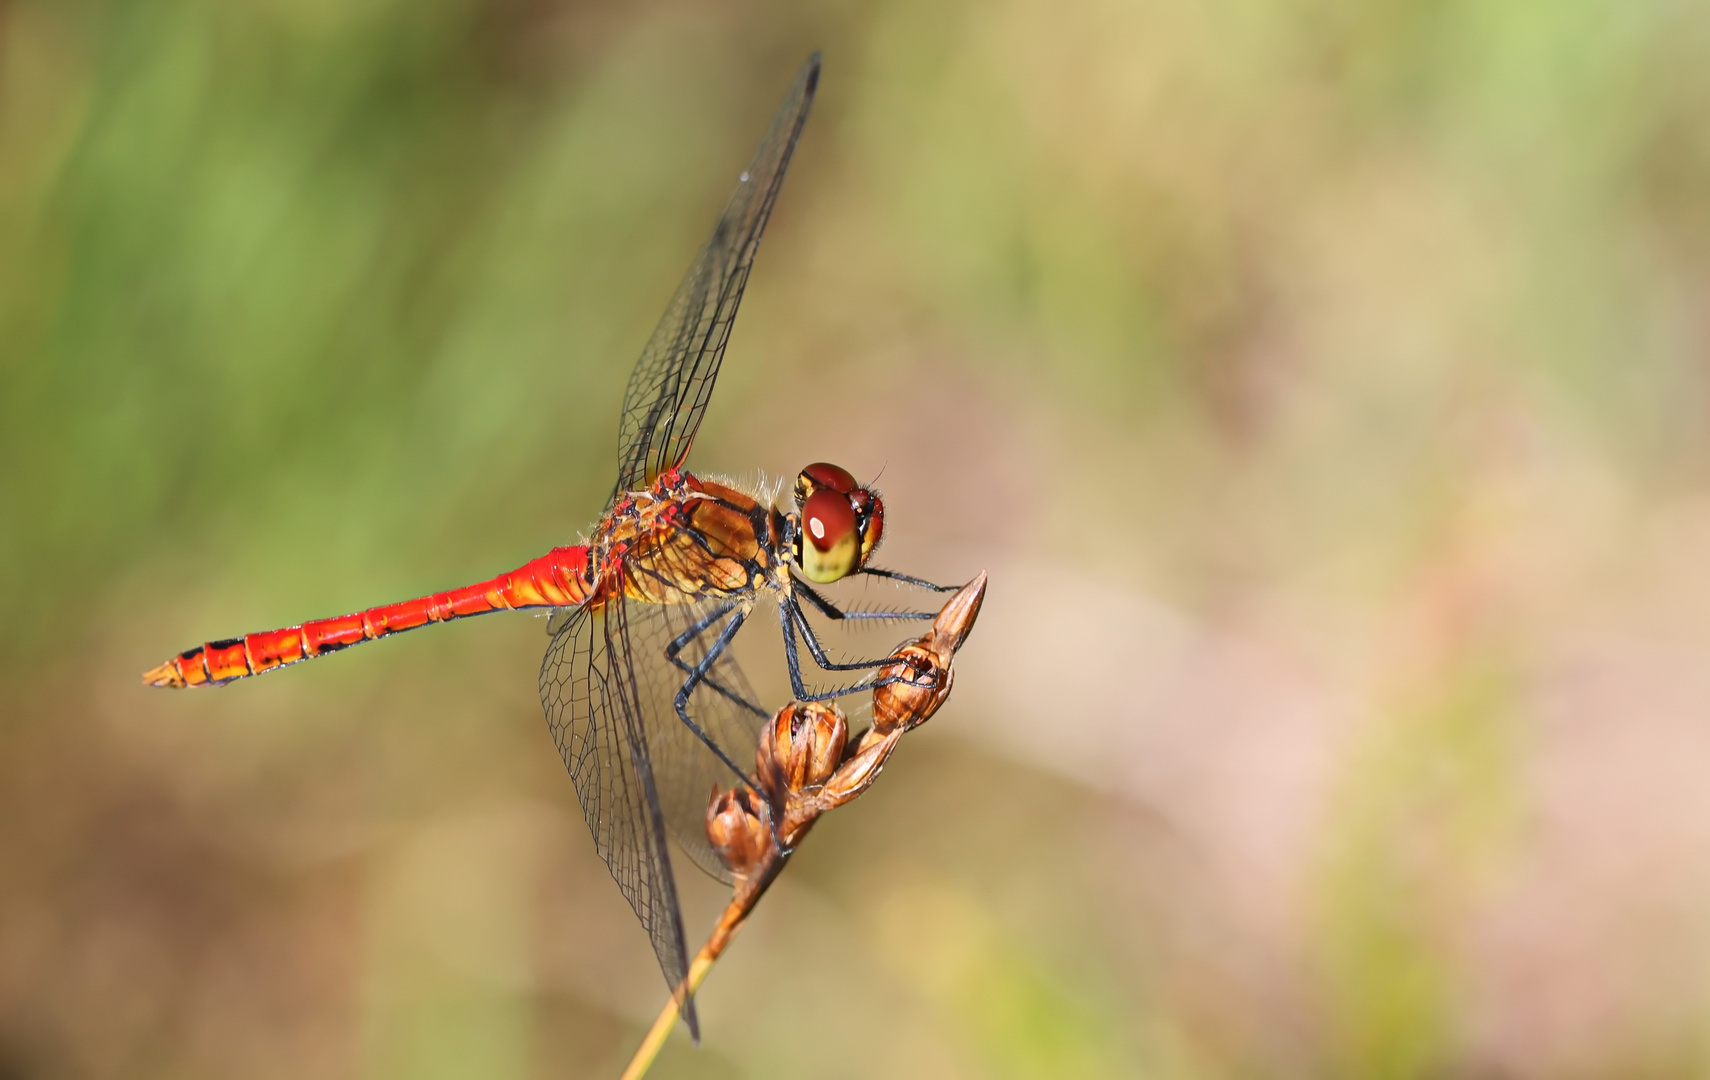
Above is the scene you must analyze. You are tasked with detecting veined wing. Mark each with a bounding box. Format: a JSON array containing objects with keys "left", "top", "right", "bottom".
[
  {"left": 541, "top": 603, "right": 693, "bottom": 1034},
  {"left": 612, "top": 53, "right": 820, "bottom": 500},
  {"left": 539, "top": 592, "right": 769, "bottom": 1038},
  {"left": 632, "top": 592, "right": 770, "bottom": 881}
]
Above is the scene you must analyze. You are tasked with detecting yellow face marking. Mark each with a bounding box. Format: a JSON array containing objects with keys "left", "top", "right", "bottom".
[{"left": 798, "top": 528, "right": 859, "bottom": 583}]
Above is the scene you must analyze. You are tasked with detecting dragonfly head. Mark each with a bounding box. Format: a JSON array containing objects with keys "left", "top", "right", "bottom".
[{"left": 790, "top": 462, "right": 885, "bottom": 584}]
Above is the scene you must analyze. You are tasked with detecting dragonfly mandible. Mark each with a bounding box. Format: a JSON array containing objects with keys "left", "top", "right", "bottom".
[{"left": 143, "top": 53, "right": 955, "bottom": 1038}]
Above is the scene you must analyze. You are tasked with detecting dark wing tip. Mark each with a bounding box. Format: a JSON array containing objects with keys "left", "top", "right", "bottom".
[
  {"left": 683, "top": 991, "right": 701, "bottom": 1042},
  {"left": 802, "top": 51, "right": 822, "bottom": 95}
]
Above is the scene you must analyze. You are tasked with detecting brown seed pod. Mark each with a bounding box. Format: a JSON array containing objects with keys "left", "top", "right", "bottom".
[
  {"left": 870, "top": 572, "right": 985, "bottom": 734},
  {"left": 705, "top": 785, "right": 771, "bottom": 877},
  {"left": 872, "top": 646, "right": 953, "bottom": 734},
  {"left": 756, "top": 700, "right": 848, "bottom": 797},
  {"left": 925, "top": 570, "right": 987, "bottom": 657}
]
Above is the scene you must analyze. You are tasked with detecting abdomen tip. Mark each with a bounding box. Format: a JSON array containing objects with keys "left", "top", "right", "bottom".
[{"left": 142, "top": 661, "right": 188, "bottom": 688}]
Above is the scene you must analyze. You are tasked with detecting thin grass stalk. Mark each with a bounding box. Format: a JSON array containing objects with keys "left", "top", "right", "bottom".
[{"left": 617, "top": 853, "right": 786, "bottom": 1080}]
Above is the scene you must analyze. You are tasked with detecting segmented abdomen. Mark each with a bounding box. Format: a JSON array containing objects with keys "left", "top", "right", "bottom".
[{"left": 144, "top": 546, "right": 594, "bottom": 688}]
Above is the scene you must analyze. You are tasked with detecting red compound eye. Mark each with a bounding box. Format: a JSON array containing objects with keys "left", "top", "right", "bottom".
[
  {"left": 857, "top": 491, "right": 884, "bottom": 556},
  {"left": 800, "top": 462, "right": 858, "bottom": 495},
  {"left": 802, "top": 488, "right": 856, "bottom": 552}
]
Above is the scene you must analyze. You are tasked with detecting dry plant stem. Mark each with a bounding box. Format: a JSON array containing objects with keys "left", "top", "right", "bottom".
[
  {"left": 617, "top": 726, "right": 913, "bottom": 1080},
  {"left": 617, "top": 853, "right": 787, "bottom": 1080}
]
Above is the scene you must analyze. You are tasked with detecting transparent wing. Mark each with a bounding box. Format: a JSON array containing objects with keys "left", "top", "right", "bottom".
[
  {"left": 539, "top": 593, "right": 769, "bottom": 1037},
  {"left": 540, "top": 603, "right": 696, "bottom": 1037},
  {"left": 630, "top": 593, "right": 769, "bottom": 881},
  {"left": 612, "top": 53, "right": 820, "bottom": 500}
]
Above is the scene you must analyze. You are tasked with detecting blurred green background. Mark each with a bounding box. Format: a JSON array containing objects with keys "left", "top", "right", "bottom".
[{"left": 6, "top": 0, "right": 1710, "bottom": 1076}]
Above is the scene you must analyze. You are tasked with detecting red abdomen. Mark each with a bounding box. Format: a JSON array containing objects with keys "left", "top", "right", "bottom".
[{"left": 144, "top": 546, "right": 594, "bottom": 688}]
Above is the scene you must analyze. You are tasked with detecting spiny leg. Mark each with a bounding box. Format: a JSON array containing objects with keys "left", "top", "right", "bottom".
[
  {"left": 786, "top": 584, "right": 933, "bottom": 675},
  {"left": 861, "top": 566, "right": 956, "bottom": 592},
  {"left": 793, "top": 579, "right": 936, "bottom": 623},
  {"left": 668, "top": 605, "right": 759, "bottom": 785},
  {"left": 776, "top": 594, "right": 936, "bottom": 703},
  {"left": 663, "top": 601, "right": 768, "bottom": 720}
]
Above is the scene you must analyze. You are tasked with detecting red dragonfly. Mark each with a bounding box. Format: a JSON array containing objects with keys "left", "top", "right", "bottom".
[{"left": 144, "top": 54, "right": 950, "bottom": 1038}]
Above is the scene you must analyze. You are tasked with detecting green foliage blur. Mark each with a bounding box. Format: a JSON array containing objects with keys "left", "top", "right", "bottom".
[{"left": 6, "top": 0, "right": 1710, "bottom": 1077}]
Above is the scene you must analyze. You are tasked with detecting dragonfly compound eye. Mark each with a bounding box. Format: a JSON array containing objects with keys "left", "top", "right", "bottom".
[
  {"left": 852, "top": 488, "right": 884, "bottom": 565},
  {"left": 795, "top": 461, "right": 858, "bottom": 505},
  {"left": 797, "top": 488, "right": 860, "bottom": 583}
]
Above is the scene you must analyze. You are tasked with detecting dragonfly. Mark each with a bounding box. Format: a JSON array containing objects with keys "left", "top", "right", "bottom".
[{"left": 143, "top": 53, "right": 952, "bottom": 1038}]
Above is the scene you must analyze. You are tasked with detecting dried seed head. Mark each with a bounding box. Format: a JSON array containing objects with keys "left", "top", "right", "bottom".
[
  {"left": 872, "top": 645, "right": 954, "bottom": 734},
  {"left": 869, "top": 573, "right": 985, "bottom": 734},
  {"left": 757, "top": 700, "right": 848, "bottom": 795},
  {"left": 706, "top": 785, "right": 771, "bottom": 877},
  {"left": 927, "top": 571, "right": 987, "bottom": 656}
]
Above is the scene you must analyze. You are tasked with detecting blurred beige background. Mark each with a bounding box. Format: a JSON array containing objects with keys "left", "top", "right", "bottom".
[{"left": 6, "top": 0, "right": 1710, "bottom": 1077}]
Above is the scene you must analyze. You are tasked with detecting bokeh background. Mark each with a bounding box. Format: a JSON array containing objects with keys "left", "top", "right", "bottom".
[{"left": 6, "top": 0, "right": 1710, "bottom": 1076}]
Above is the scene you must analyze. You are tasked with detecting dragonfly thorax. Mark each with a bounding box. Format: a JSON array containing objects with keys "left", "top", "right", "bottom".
[{"left": 790, "top": 462, "right": 885, "bottom": 584}]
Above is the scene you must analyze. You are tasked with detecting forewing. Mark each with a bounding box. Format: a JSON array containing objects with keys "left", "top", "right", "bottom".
[{"left": 613, "top": 54, "right": 820, "bottom": 499}]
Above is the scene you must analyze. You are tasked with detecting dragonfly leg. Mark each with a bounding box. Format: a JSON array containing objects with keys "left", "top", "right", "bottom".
[
  {"left": 860, "top": 566, "right": 957, "bottom": 592},
  {"left": 777, "top": 594, "right": 939, "bottom": 703},
  {"left": 667, "top": 605, "right": 760, "bottom": 785},
  {"left": 786, "top": 590, "right": 924, "bottom": 673},
  {"left": 663, "top": 602, "right": 769, "bottom": 720},
  {"left": 793, "top": 579, "right": 935, "bottom": 623}
]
